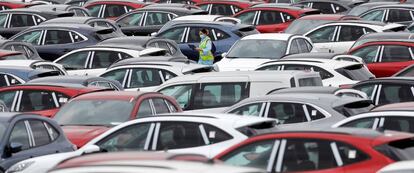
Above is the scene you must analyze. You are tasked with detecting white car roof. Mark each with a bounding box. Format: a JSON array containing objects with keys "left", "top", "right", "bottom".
[
  {"left": 0, "top": 60, "right": 43, "bottom": 67},
  {"left": 242, "top": 33, "right": 295, "bottom": 41},
  {"left": 109, "top": 62, "right": 209, "bottom": 74},
  {"left": 261, "top": 58, "right": 362, "bottom": 70},
  {"left": 173, "top": 15, "right": 224, "bottom": 21},
  {"left": 332, "top": 111, "right": 414, "bottom": 128},
  {"left": 378, "top": 160, "right": 414, "bottom": 173}
]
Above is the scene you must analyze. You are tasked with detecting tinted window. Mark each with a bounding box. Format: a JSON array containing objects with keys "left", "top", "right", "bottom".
[
  {"left": 100, "top": 69, "right": 128, "bottom": 86},
  {"left": 383, "top": 117, "right": 414, "bottom": 133},
  {"left": 159, "top": 84, "right": 192, "bottom": 109},
  {"left": 92, "top": 51, "right": 121, "bottom": 68},
  {"left": 341, "top": 117, "right": 376, "bottom": 128},
  {"left": 145, "top": 12, "right": 172, "bottom": 26},
  {"left": 9, "top": 121, "right": 30, "bottom": 150},
  {"left": 211, "top": 4, "right": 233, "bottom": 16},
  {"left": 152, "top": 98, "right": 170, "bottom": 114},
  {"left": 129, "top": 68, "right": 162, "bottom": 88},
  {"left": 307, "top": 26, "right": 336, "bottom": 43},
  {"left": 297, "top": 39, "right": 311, "bottom": 52},
  {"left": 289, "top": 40, "right": 300, "bottom": 54},
  {"left": 57, "top": 51, "right": 89, "bottom": 69},
  {"left": 10, "top": 14, "right": 35, "bottom": 27},
  {"left": 298, "top": 77, "right": 323, "bottom": 87},
  {"left": 97, "top": 123, "right": 151, "bottom": 152},
  {"left": 0, "top": 14, "right": 7, "bottom": 28},
  {"left": 236, "top": 11, "right": 256, "bottom": 25},
  {"left": 187, "top": 27, "right": 214, "bottom": 43},
  {"left": 338, "top": 26, "right": 365, "bottom": 42},
  {"left": 86, "top": 4, "right": 102, "bottom": 17},
  {"left": 268, "top": 102, "right": 307, "bottom": 124},
  {"left": 104, "top": 4, "right": 128, "bottom": 18},
  {"left": 19, "top": 90, "right": 58, "bottom": 112},
  {"left": 29, "top": 120, "right": 51, "bottom": 146},
  {"left": 70, "top": 32, "right": 84, "bottom": 43},
  {"left": 158, "top": 27, "right": 185, "bottom": 43},
  {"left": 381, "top": 45, "right": 412, "bottom": 62},
  {"left": 0, "top": 74, "right": 21, "bottom": 87},
  {"left": 157, "top": 122, "right": 205, "bottom": 150},
  {"left": 213, "top": 29, "right": 230, "bottom": 41},
  {"left": 137, "top": 99, "right": 152, "bottom": 117},
  {"left": 195, "top": 83, "right": 247, "bottom": 109},
  {"left": 351, "top": 45, "right": 380, "bottom": 63},
  {"left": 378, "top": 84, "right": 414, "bottom": 105},
  {"left": 44, "top": 30, "right": 72, "bottom": 45},
  {"left": 118, "top": 12, "right": 143, "bottom": 27},
  {"left": 388, "top": 9, "right": 412, "bottom": 22},
  {"left": 203, "top": 124, "right": 232, "bottom": 144},
  {"left": 0, "top": 90, "right": 17, "bottom": 108},
  {"left": 14, "top": 30, "right": 42, "bottom": 45},
  {"left": 361, "top": 10, "right": 385, "bottom": 21},
  {"left": 337, "top": 141, "right": 370, "bottom": 165},
  {"left": 258, "top": 10, "right": 283, "bottom": 25},
  {"left": 353, "top": 84, "right": 376, "bottom": 99},
  {"left": 312, "top": 2, "right": 334, "bottom": 14},
  {"left": 229, "top": 103, "right": 263, "bottom": 117}
]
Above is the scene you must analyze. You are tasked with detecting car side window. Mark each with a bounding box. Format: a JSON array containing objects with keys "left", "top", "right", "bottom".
[
  {"left": 381, "top": 45, "right": 413, "bottom": 62},
  {"left": 341, "top": 117, "right": 377, "bottom": 129},
  {"left": 187, "top": 27, "right": 214, "bottom": 43},
  {"left": 332, "top": 3, "right": 347, "bottom": 13},
  {"left": 258, "top": 10, "right": 283, "bottom": 25},
  {"left": 0, "top": 90, "right": 17, "bottom": 111},
  {"left": 159, "top": 84, "right": 193, "bottom": 109},
  {"left": 9, "top": 121, "right": 30, "bottom": 150},
  {"left": 70, "top": 32, "right": 85, "bottom": 43},
  {"left": 202, "top": 124, "right": 233, "bottom": 144},
  {"left": 0, "top": 14, "right": 7, "bottom": 28},
  {"left": 10, "top": 14, "right": 36, "bottom": 27},
  {"left": 92, "top": 51, "right": 121, "bottom": 69},
  {"left": 136, "top": 99, "right": 153, "bottom": 117},
  {"left": 383, "top": 116, "right": 414, "bottom": 133},
  {"left": 267, "top": 102, "right": 308, "bottom": 124},
  {"left": 220, "top": 139, "right": 276, "bottom": 169},
  {"left": 158, "top": 27, "right": 186, "bottom": 43},
  {"left": 297, "top": 39, "right": 311, "bottom": 53},
  {"left": 14, "top": 30, "right": 42, "bottom": 45},
  {"left": 378, "top": 84, "right": 414, "bottom": 105},
  {"left": 96, "top": 123, "right": 152, "bottom": 152},
  {"left": 212, "top": 29, "right": 230, "bottom": 41},
  {"left": 256, "top": 64, "right": 283, "bottom": 71},
  {"left": 104, "top": 4, "right": 128, "bottom": 18},
  {"left": 118, "top": 12, "right": 144, "bottom": 27},
  {"left": 29, "top": 120, "right": 52, "bottom": 146},
  {"left": 148, "top": 41, "right": 171, "bottom": 54},
  {"left": 351, "top": 45, "right": 380, "bottom": 63},
  {"left": 156, "top": 122, "right": 205, "bottom": 150},
  {"left": 210, "top": 4, "right": 233, "bottom": 16},
  {"left": 145, "top": 12, "right": 173, "bottom": 26},
  {"left": 338, "top": 26, "right": 366, "bottom": 42},
  {"left": 312, "top": 66, "right": 334, "bottom": 79},
  {"left": 228, "top": 102, "right": 264, "bottom": 117},
  {"left": 152, "top": 98, "right": 170, "bottom": 114},
  {"left": 336, "top": 141, "right": 369, "bottom": 165},
  {"left": 100, "top": 69, "right": 128, "bottom": 86},
  {"left": 361, "top": 10, "right": 385, "bottom": 22},
  {"left": 289, "top": 40, "right": 300, "bottom": 54},
  {"left": 388, "top": 9, "right": 412, "bottom": 22},
  {"left": 195, "top": 82, "right": 248, "bottom": 109},
  {"left": 44, "top": 30, "right": 72, "bottom": 45},
  {"left": 236, "top": 11, "right": 256, "bottom": 25},
  {"left": 129, "top": 68, "right": 163, "bottom": 88},
  {"left": 19, "top": 90, "right": 59, "bottom": 112},
  {"left": 353, "top": 84, "right": 376, "bottom": 99},
  {"left": 72, "top": 9, "right": 88, "bottom": 17},
  {"left": 312, "top": 2, "right": 334, "bottom": 14},
  {"left": 57, "top": 51, "right": 89, "bottom": 69},
  {"left": 306, "top": 26, "right": 336, "bottom": 43},
  {"left": 86, "top": 4, "right": 102, "bottom": 17}
]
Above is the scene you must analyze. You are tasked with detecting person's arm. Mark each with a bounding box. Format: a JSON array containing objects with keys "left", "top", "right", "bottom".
[{"left": 202, "top": 40, "right": 212, "bottom": 55}]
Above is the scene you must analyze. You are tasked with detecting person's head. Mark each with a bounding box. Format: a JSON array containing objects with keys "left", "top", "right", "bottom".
[{"left": 199, "top": 29, "right": 209, "bottom": 39}]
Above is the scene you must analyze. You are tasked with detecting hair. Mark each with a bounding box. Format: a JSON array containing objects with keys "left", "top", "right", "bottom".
[{"left": 200, "top": 29, "right": 209, "bottom": 35}]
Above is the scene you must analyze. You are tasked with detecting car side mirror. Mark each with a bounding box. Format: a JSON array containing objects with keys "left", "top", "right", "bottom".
[
  {"left": 9, "top": 142, "right": 22, "bottom": 154},
  {"left": 221, "top": 52, "right": 227, "bottom": 58},
  {"left": 151, "top": 32, "right": 157, "bottom": 37},
  {"left": 80, "top": 144, "right": 101, "bottom": 154}
]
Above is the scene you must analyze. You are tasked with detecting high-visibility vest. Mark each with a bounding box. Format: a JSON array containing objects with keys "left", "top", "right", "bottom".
[{"left": 199, "top": 37, "right": 214, "bottom": 61}]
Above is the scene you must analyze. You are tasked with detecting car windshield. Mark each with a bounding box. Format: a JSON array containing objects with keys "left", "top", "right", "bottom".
[
  {"left": 284, "top": 19, "right": 334, "bottom": 35},
  {"left": 53, "top": 100, "right": 134, "bottom": 126},
  {"left": 226, "top": 40, "right": 287, "bottom": 59},
  {"left": 2, "top": 54, "right": 27, "bottom": 60}
]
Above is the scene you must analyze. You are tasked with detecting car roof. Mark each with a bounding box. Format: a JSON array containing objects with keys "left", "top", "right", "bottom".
[
  {"left": 73, "top": 91, "right": 160, "bottom": 101},
  {"left": 372, "top": 3, "right": 414, "bottom": 9},
  {"left": 165, "top": 20, "right": 241, "bottom": 28},
  {"left": 356, "top": 77, "right": 414, "bottom": 85},
  {"left": 271, "top": 86, "right": 341, "bottom": 94},
  {"left": 0, "top": 8, "right": 72, "bottom": 16},
  {"left": 41, "top": 16, "right": 100, "bottom": 24},
  {"left": 109, "top": 61, "right": 210, "bottom": 72},
  {"left": 0, "top": 66, "right": 58, "bottom": 81},
  {"left": 251, "top": 3, "right": 314, "bottom": 11},
  {"left": 133, "top": 7, "right": 207, "bottom": 15},
  {"left": 298, "top": 14, "right": 357, "bottom": 20},
  {"left": 85, "top": 0, "right": 146, "bottom": 5},
  {"left": 27, "top": 23, "right": 101, "bottom": 31},
  {"left": 261, "top": 57, "right": 360, "bottom": 69},
  {"left": 325, "top": 20, "right": 389, "bottom": 26},
  {"left": 0, "top": 112, "right": 37, "bottom": 122},
  {"left": 28, "top": 4, "right": 74, "bottom": 11},
  {"left": 109, "top": 56, "right": 191, "bottom": 68},
  {"left": 371, "top": 102, "right": 414, "bottom": 112},
  {"left": 241, "top": 33, "right": 295, "bottom": 41},
  {"left": 357, "top": 32, "right": 414, "bottom": 41},
  {"left": 27, "top": 76, "right": 121, "bottom": 86},
  {"left": 97, "top": 36, "right": 151, "bottom": 47}
]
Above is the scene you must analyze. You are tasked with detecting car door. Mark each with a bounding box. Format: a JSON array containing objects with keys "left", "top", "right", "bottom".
[
  {"left": 89, "top": 50, "right": 127, "bottom": 76},
  {"left": 140, "top": 12, "right": 177, "bottom": 36},
  {"left": 334, "top": 25, "right": 375, "bottom": 53},
  {"left": 5, "top": 13, "right": 44, "bottom": 38},
  {"left": 116, "top": 11, "right": 145, "bottom": 36},
  {"left": 54, "top": 50, "right": 90, "bottom": 76},
  {"left": 38, "top": 30, "right": 86, "bottom": 61},
  {"left": 100, "top": 68, "right": 129, "bottom": 88},
  {"left": 306, "top": 25, "right": 337, "bottom": 53},
  {"left": 12, "top": 29, "right": 43, "bottom": 47},
  {"left": 374, "top": 83, "right": 414, "bottom": 106},
  {"left": 375, "top": 45, "right": 414, "bottom": 77}
]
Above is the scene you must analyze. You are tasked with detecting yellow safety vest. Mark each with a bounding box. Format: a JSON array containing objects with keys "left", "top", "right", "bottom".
[{"left": 199, "top": 37, "right": 214, "bottom": 61}]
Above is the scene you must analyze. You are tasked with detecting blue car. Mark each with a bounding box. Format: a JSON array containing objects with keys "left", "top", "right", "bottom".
[
  {"left": 0, "top": 112, "right": 74, "bottom": 171},
  {"left": 0, "top": 66, "right": 61, "bottom": 87},
  {"left": 155, "top": 21, "right": 259, "bottom": 62},
  {"left": 10, "top": 23, "right": 121, "bottom": 61}
]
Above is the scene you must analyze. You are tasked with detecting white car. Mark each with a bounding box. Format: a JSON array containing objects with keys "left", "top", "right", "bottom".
[
  {"left": 215, "top": 33, "right": 314, "bottom": 71},
  {"left": 172, "top": 15, "right": 241, "bottom": 24},
  {"left": 7, "top": 113, "right": 277, "bottom": 173},
  {"left": 99, "top": 59, "right": 214, "bottom": 91},
  {"left": 377, "top": 160, "right": 414, "bottom": 173},
  {"left": 0, "top": 60, "right": 67, "bottom": 75},
  {"left": 304, "top": 20, "right": 405, "bottom": 53},
  {"left": 255, "top": 53, "right": 375, "bottom": 87},
  {"left": 53, "top": 46, "right": 167, "bottom": 76}
]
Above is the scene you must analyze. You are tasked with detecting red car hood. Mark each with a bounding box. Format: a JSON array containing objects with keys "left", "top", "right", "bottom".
[{"left": 62, "top": 126, "right": 110, "bottom": 148}]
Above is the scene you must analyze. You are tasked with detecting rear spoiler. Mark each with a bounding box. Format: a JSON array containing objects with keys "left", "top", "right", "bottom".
[
  {"left": 28, "top": 70, "right": 61, "bottom": 80},
  {"left": 383, "top": 24, "right": 406, "bottom": 32}
]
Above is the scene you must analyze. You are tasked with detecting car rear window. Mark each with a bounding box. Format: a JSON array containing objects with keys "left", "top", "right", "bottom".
[
  {"left": 335, "top": 64, "right": 374, "bottom": 81},
  {"left": 333, "top": 100, "right": 374, "bottom": 117},
  {"left": 297, "top": 77, "right": 323, "bottom": 87},
  {"left": 375, "top": 138, "right": 414, "bottom": 161}
]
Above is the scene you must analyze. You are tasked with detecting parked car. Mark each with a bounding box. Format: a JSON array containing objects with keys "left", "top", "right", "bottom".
[
  {"left": 0, "top": 9, "right": 74, "bottom": 38},
  {"left": 269, "top": 86, "right": 370, "bottom": 99},
  {"left": 350, "top": 32, "right": 414, "bottom": 50},
  {"left": 359, "top": 4, "right": 414, "bottom": 25},
  {"left": 297, "top": 0, "right": 361, "bottom": 14},
  {"left": 41, "top": 16, "right": 125, "bottom": 36},
  {"left": 393, "top": 63, "right": 414, "bottom": 76},
  {"left": 347, "top": 2, "right": 399, "bottom": 16},
  {"left": 53, "top": 44, "right": 166, "bottom": 76},
  {"left": 84, "top": 0, "right": 148, "bottom": 20},
  {"left": 65, "top": 0, "right": 88, "bottom": 6},
  {"left": 116, "top": 6, "right": 207, "bottom": 36},
  {"left": 304, "top": 20, "right": 406, "bottom": 53},
  {"left": 0, "top": 60, "right": 67, "bottom": 75},
  {"left": 284, "top": 14, "right": 360, "bottom": 35},
  {"left": 333, "top": 102, "right": 414, "bottom": 133},
  {"left": 215, "top": 128, "right": 414, "bottom": 173},
  {"left": 100, "top": 60, "right": 213, "bottom": 91},
  {"left": 349, "top": 39, "right": 414, "bottom": 77},
  {"left": 53, "top": 91, "right": 182, "bottom": 147},
  {"left": 155, "top": 71, "right": 323, "bottom": 110},
  {"left": 216, "top": 33, "right": 314, "bottom": 71},
  {"left": 29, "top": 4, "right": 90, "bottom": 17},
  {"left": 11, "top": 23, "right": 121, "bottom": 61},
  {"left": 28, "top": 76, "right": 123, "bottom": 90},
  {"left": 0, "top": 49, "right": 28, "bottom": 60},
  {"left": 0, "top": 112, "right": 74, "bottom": 171},
  {"left": 155, "top": 20, "right": 259, "bottom": 61},
  {"left": 233, "top": 3, "right": 320, "bottom": 33},
  {"left": 0, "top": 66, "right": 61, "bottom": 87},
  {"left": 0, "top": 1, "right": 33, "bottom": 10},
  {"left": 145, "top": 3, "right": 202, "bottom": 10},
  {"left": 352, "top": 77, "right": 414, "bottom": 106},
  {"left": 152, "top": 0, "right": 203, "bottom": 4},
  {"left": 0, "top": 83, "right": 101, "bottom": 117},
  {"left": 0, "top": 39, "right": 42, "bottom": 60},
  {"left": 171, "top": 14, "right": 241, "bottom": 24},
  {"left": 256, "top": 54, "right": 375, "bottom": 87},
  {"left": 224, "top": 93, "right": 374, "bottom": 128},
  {"left": 196, "top": 0, "right": 260, "bottom": 16}
]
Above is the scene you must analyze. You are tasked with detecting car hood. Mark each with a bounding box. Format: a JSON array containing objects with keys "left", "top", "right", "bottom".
[
  {"left": 62, "top": 126, "right": 110, "bottom": 148},
  {"left": 215, "top": 58, "right": 272, "bottom": 71}
]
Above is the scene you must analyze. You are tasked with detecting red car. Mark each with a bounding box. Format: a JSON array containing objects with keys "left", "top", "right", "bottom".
[
  {"left": 196, "top": 0, "right": 261, "bottom": 16},
  {"left": 0, "top": 1, "right": 32, "bottom": 10},
  {"left": 84, "top": 0, "right": 148, "bottom": 20},
  {"left": 349, "top": 40, "right": 414, "bottom": 77},
  {"left": 233, "top": 4, "right": 320, "bottom": 33},
  {"left": 152, "top": 0, "right": 203, "bottom": 4},
  {"left": 215, "top": 128, "right": 414, "bottom": 173},
  {"left": 0, "top": 84, "right": 98, "bottom": 117},
  {"left": 0, "top": 50, "right": 27, "bottom": 60},
  {"left": 53, "top": 91, "right": 182, "bottom": 148}
]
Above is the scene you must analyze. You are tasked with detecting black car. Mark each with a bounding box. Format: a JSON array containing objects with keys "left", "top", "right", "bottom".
[
  {"left": 0, "top": 9, "right": 74, "bottom": 38},
  {"left": 297, "top": 0, "right": 364, "bottom": 14},
  {"left": 0, "top": 112, "right": 74, "bottom": 171},
  {"left": 40, "top": 16, "right": 125, "bottom": 37},
  {"left": 29, "top": 4, "right": 90, "bottom": 17},
  {"left": 352, "top": 77, "right": 414, "bottom": 106},
  {"left": 97, "top": 36, "right": 187, "bottom": 58},
  {"left": 116, "top": 7, "right": 207, "bottom": 36},
  {"left": 0, "top": 39, "right": 42, "bottom": 60},
  {"left": 11, "top": 23, "right": 121, "bottom": 61}
]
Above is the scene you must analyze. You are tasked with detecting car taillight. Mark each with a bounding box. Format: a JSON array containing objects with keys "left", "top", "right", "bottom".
[{"left": 339, "top": 84, "right": 353, "bottom": 89}]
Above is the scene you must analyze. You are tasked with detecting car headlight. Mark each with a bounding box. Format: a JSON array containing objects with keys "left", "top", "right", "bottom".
[{"left": 6, "top": 161, "right": 34, "bottom": 173}]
